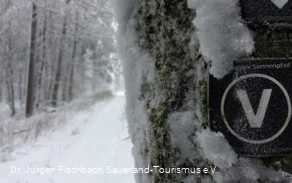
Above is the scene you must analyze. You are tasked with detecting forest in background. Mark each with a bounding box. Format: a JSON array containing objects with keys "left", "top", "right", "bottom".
[{"left": 0, "top": 0, "right": 120, "bottom": 117}]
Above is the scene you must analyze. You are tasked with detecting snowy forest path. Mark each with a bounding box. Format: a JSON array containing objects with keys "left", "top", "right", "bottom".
[{"left": 0, "top": 93, "right": 135, "bottom": 183}]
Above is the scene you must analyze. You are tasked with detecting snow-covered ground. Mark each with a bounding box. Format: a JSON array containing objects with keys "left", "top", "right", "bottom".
[{"left": 0, "top": 93, "right": 135, "bottom": 183}]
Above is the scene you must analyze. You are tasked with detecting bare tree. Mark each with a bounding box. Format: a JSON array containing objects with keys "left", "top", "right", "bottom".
[
  {"left": 25, "top": 2, "right": 38, "bottom": 117},
  {"left": 67, "top": 9, "right": 79, "bottom": 101},
  {"left": 51, "top": 0, "right": 70, "bottom": 107}
]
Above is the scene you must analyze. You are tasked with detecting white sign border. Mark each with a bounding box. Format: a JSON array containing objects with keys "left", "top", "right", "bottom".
[{"left": 221, "top": 73, "right": 291, "bottom": 144}]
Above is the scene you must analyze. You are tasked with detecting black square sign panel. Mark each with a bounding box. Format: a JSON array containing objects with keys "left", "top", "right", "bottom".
[
  {"left": 240, "top": 0, "right": 292, "bottom": 23},
  {"left": 209, "top": 59, "right": 292, "bottom": 157}
]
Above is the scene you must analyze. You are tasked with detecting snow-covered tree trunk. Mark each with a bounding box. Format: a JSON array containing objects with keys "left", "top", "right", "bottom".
[
  {"left": 114, "top": 0, "right": 212, "bottom": 182},
  {"left": 133, "top": 1, "right": 209, "bottom": 183},
  {"left": 113, "top": 0, "right": 292, "bottom": 182}
]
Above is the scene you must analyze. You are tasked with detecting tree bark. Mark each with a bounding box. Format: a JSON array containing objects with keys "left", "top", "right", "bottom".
[
  {"left": 18, "top": 71, "right": 22, "bottom": 102},
  {"left": 26, "top": 2, "right": 37, "bottom": 117},
  {"left": 124, "top": 1, "right": 203, "bottom": 182},
  {"left": 51, "top": 0, "right": 70, "bottom": 106},
  {"left": 68, "top": 10, "right": 79, "bottom": 101},
  {"left": 36, "top": 12, "right": 47, "bottom": 108},
  {"left": 122, "top": 1, "right": 292, "bottom": 182},
  {"left": 5, "top": 34, "right": 15, "bottom": 116},
  {"left": 6, "top": 59, "right": 15, "bottom": 116}
]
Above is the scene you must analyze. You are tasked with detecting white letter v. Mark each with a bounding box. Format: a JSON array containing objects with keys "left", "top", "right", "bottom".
[{"left": 237, "top": 89, "right": 272, "bottom": 128}]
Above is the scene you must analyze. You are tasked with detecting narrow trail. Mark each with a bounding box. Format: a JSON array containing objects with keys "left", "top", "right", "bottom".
[{"left": 0, "top": 94, "right": 135, "bottom": 183}]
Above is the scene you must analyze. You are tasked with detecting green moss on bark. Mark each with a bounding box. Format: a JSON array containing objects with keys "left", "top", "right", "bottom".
[
  {"left": 197, "top": 79, "right": 208, "bottom": 128},
  {"left": 135, "top": 0, "right": 212, "bottom": 182},
  {"left": 149, "top": 104, "right": 180, "bottom": 182}
]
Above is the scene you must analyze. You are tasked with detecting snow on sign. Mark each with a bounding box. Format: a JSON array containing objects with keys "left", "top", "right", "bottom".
[
  {"left": 240, "top": 0, "right": 292, "bottom": 23},
  {"left": 209, "top": 59, "right": 292, "bottom": 156}
]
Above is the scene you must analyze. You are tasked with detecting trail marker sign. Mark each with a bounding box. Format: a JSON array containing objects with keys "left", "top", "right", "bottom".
[
  {"left": 240, "top": 0, "right": 292, "bottom": 23},
  {"left": 209, "top": 59, "right": 292, "bottom": 156}
]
